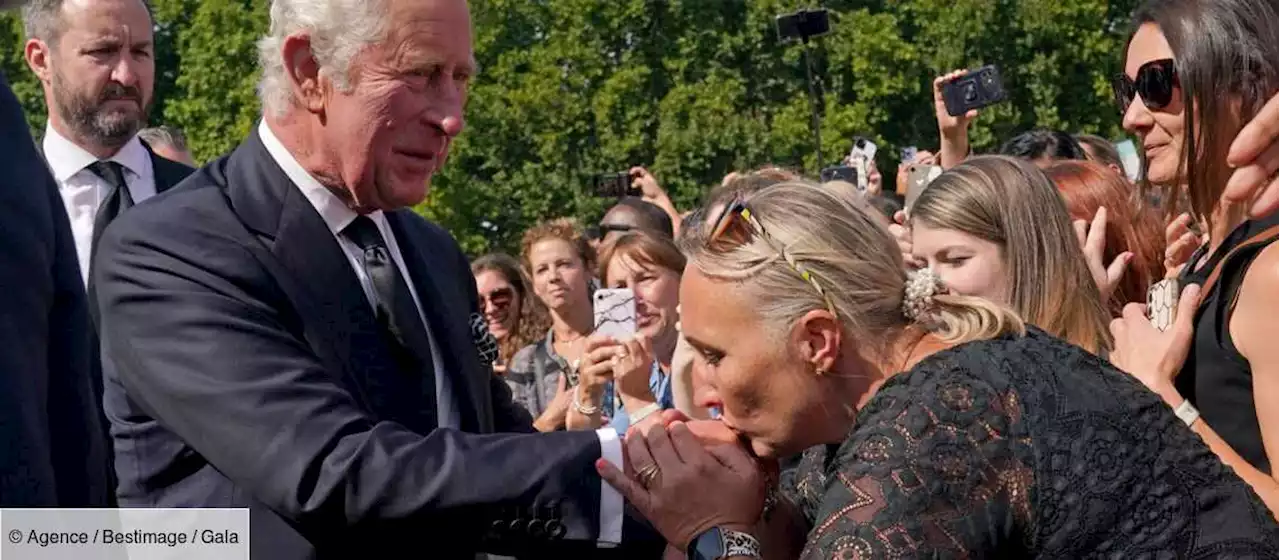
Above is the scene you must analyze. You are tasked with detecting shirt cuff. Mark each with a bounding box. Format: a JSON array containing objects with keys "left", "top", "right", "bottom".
[{"left": 595, "top": 427, "right": 624, "bottom": 546}]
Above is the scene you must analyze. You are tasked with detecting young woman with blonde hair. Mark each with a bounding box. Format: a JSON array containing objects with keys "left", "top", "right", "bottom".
[{"left": 908, "top": 155, "right": 1114, "bottom": 354}]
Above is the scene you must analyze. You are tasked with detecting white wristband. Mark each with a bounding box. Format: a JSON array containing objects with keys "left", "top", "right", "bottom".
[
  {"left": 1174, "top": 399, "right": 1200, "bottom": 427},
  {"left": 572, "top": 385, "right": 601, "bottom": 416},
  {"left": 630, "top": 402, "right": 662, "bottom": 424}
]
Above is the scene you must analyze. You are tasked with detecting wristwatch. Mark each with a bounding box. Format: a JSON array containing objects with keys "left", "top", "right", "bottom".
[{"left": 687, "top": 526, "right": 761, "bottom": 560}]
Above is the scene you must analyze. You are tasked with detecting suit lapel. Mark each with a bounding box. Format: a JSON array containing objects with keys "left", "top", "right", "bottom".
[
  {"left": 386, "top": 212, "right": 486, "bottom": 432},
  {"left": 141, "top": 141, "right": 195, "bottom": 194},
  {"left": 220, "top": 131, "right": 431, "bottom": 430}
]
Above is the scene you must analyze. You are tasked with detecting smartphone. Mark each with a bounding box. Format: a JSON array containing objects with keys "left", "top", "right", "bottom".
[
  {"left": 593, "top": 288, "right": 637, "bottom": 342},
  {"left": 1146, "top": 278, "right": 1179, "bottom": 331},
  {"left": 591, "top": 172, "right": 638, "bottom": 198},
  {"left": 901, "top": 146, "right": 918, "bottom": 163},
  {"left": 849, "top": 137, "right": 877, "bottom": 162},
  {"left": 941, "top": 65, "right": 1008, "bottom": 117},
  {"left": 904, "top": 164, "right": 943, "bottom": 211},
  {"left": 820, "top": 165, "right": 860, "bottom": 186}
]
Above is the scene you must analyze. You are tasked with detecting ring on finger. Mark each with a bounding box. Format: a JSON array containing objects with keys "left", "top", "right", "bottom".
[{"left": 635, "top": 464, "right": 661, "bottom": 489}]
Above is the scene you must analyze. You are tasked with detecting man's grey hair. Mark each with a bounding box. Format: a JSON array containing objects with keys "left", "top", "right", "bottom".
[
  {"left": 256, "top": 0, "right": 390, "bottom": 118},
  {"left": 22, "top": 0, "right": 153, "bottom": 43},
  {"left": 137, "top": 125, "right": 189, "bottom": 152}
]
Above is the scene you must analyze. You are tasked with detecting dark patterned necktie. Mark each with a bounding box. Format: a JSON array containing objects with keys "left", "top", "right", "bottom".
[
  {"left": 87, "top": 160, "right": 133, "bottom": 261},
  {"left": 342, "top": 215, "right": 437, "bottom": 376}
]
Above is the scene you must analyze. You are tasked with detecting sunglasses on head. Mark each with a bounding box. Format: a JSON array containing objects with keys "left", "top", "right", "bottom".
[
  {"left": 706, "top": 197, "right": 839, "bottom": 320},
  {"left": 1112, "top": 58, "right": 1178, "bottom": 113}
]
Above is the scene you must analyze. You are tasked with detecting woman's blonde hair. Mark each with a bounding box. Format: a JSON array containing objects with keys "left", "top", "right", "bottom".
[
  {"left": 910, "top": 156, "right": 1113, "bottom": 354},
  {"left": 679, "top": 181, "right": 1024, "bottom": 360}
]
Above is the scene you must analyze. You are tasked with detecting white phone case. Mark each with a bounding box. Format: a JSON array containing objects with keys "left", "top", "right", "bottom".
[
  {"left": 593, "top": 288, "right": 637, "bottom": 341},
  {"left": 1147, "top": 278, "right": 1179, "bottom": 332}
]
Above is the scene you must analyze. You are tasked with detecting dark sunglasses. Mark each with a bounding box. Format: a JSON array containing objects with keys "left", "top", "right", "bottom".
[
  {"left": 586, "top": 223, "right": 635, "bottom": 241},
  {"left": 1112, "top": 58, "right": 1178, "bottom": 113},
  {"left": 478, "top": 287, "right": 515, "bottom": 308},
  {"left": 706, "top": 197, "right": 838, "bottom": 319}
]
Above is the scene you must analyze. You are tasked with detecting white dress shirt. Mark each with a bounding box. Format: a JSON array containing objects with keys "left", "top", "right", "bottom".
[
  {"left": 257, "top": 121, "right": 624, "bottom": 545},
  {"left": 44, "top": 123, "right": 156, "bottom": 286}
]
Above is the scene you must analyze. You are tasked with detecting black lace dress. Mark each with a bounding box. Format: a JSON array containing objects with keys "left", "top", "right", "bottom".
[{"left": 782, "top": 328, "right": 1277, "bottom": 558}]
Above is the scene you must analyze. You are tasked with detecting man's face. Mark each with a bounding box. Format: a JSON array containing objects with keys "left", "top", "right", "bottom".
[
  {"left": 320, "top": 0, "right": 473, "bottom": 211},
  {"left": 44, "top": 0, "right": 154, "bottom": 147}
]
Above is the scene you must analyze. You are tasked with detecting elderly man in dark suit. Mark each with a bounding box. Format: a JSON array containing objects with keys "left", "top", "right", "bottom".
[
  {"left": 94, "top": 0, "right": 661, "bottom": 557},
  {"left": 0, "top": 0, "right": 112, "bottom": 507}
]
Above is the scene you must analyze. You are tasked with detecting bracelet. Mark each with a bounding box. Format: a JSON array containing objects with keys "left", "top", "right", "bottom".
[
  {"left": 630, "top": 402, "right": 662, "bottom": 424},
  {"left": 1174, "top": 398, "right": 1200, "bottom": 427},
  {"left": 572, "top": 385, "right": 601, "bottom": 416}
]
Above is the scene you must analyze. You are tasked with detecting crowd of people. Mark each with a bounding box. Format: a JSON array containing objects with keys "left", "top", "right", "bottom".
[{"left": 0, "top": 0, "right": 1277, "bottom": 558}]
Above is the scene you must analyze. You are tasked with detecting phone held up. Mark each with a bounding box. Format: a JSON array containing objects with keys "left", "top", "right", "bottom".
[
  {"left": 821, "top": 137, "right": 878, "bottom": 191},
  {"left": 593, "top": 288, "right": 637, "bottom": 343},
  {"left": 941, "top": 65, "right": 1009, "bottom": 117},
  {"left": 591, "top": 171, "right": 639, "bottom": 198},
  {"left": 904, "top": 164, "right": 943, "bottom": 212}
]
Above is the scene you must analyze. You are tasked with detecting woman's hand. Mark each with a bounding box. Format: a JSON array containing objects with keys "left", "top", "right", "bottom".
[
  {"left": 1109, "top": 283, "right": 1202, "bottom": 404},
  {"left": 614, "top": 335, "right": 656, "bottom": 404},
  {"left": 934, "top": 70, "right": 979, "bottom": 137},
  {"left": 599, "top": 422, "right": 765, "bottom": 550},
  {"left": 1224, "top": 93, "right": 1278, "bottom": 218},
  {"left": 534, "top": 373, "right": 572, "bottom": 432},
  {"left": 934, "top": 70, "right": 977, "bottom": 170},
  {"left": 889, "top": 211, "right": 924, "bottom": 269},
  {"left": 579, "top": 334, "right": 622, "bottom": 394},
  {"left": 1164, "top": 212, "right": 1206, "bottom": 279},
  {"left": 1074, "top": 206, "right": 1132, "bottom": 301}
]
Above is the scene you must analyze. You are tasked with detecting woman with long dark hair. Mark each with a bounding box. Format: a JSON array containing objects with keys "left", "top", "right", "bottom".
[{"left": 1109, "top": 0, "right": 1278, "bottom": 515}]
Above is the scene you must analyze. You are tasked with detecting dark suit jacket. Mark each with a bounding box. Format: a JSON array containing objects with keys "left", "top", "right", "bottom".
[
  {"left": 0, "top": 73, "right": 112, "bottom": 506},
  {"left": 34, "top": 127, "right": 196, "bottom": 507},
  {"left": 96, "top": 130, "right": 646, "bottom": 559}
]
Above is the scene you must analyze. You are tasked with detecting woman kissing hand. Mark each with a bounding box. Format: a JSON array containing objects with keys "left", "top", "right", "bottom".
[{"left": 598, "top": 421, "right": 765, "bottom": 550}]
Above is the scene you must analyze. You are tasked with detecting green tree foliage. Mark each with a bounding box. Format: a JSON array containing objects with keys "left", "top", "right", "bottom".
[{"left": 0, "top": 0, "right": 1138, "bottom": 258}]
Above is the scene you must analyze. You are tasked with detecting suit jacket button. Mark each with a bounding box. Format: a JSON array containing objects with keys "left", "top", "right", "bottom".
[
  {"left": 488, "top": 519, "right": 506, "bottom": 535},
  {"left": 527, "top": 519, "right": 547, "bottom": 539},
  {"left": 508, "top": 519, "right": 526, "bottom": 534},
  {"left": 546, "top": 520, "right": 566, "bottom": 539}
]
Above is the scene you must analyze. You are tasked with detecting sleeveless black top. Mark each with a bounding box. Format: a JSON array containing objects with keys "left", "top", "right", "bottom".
[{"left": 1177, "top": 213, "right": 1278, "bottom": 474}]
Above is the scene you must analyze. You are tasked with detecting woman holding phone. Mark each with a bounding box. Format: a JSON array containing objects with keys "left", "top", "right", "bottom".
[
  {"left": 1108, "top": 0, "right": 1278, "bottom": 515},
  {"left": 567, "top": 232, "right": 684, "bottom": 432}
]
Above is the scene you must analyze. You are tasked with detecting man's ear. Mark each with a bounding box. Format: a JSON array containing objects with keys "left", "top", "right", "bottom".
[
  {"left": 792, "top": 309, "right": 841, "bottom": 374},
  {"left": 25, "top": 39, "right": 53, "bottom": 83},
  {"left": 281, "top": 33, "right": 325, "bottom": 114}
]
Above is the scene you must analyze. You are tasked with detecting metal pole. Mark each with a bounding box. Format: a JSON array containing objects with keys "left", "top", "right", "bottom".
[{"left": 800, "top": 37, "right": 823, "bottom": 174}]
